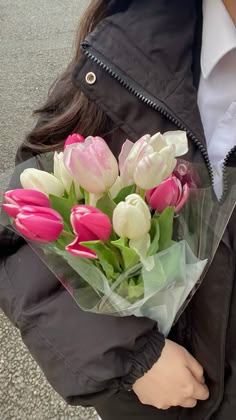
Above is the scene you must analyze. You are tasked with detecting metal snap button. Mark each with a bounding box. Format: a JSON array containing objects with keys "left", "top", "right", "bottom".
[{"left": 85, "top": 72, "right": 97, "bottom": 85}]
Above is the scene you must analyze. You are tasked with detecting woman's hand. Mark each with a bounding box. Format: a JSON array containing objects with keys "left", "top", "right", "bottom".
[{"left": 133, "top": 339, "right": 209, "bottom": 410}]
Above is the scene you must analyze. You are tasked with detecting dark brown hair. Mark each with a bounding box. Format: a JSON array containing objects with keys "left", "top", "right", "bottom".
[{"left": 24, "top": 0, "right": 110, "bottom": 153}]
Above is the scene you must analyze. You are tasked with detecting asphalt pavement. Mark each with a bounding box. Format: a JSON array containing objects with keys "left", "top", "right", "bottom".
[{"left": 0, "top": 1, "right": 97, "bottom": 418}]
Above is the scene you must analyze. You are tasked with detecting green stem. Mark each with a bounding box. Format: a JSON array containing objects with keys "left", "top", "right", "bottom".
[
  {"left": 107, "top": 241, "right": 124, "bottom": 271},
  {"left": 84, "top": 190, "right": 90, "bottom": 206},
  {"left": 61, "top": 230, "right": 75, "bottom": 240},
  {"left": 139, "top": 188, "right": 146, "bottom": 200}
]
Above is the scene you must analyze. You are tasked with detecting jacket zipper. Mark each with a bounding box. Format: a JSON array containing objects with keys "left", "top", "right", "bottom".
[
  {"left": 82, "top": 42, "right": 214, "bottom": 186},
  {"left": 220, "top": 146, "right": 236, "bottom": 202}
]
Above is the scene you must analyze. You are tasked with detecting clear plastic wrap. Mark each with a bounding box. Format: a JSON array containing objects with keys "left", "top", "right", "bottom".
[{"left": 1, "top": 154, "right": 236, "bottom": 336}]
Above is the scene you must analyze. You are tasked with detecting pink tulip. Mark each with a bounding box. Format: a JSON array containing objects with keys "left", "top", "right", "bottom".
[
  {"left": 64, "top": 133, "right": 85, "bottom": 150},
  {"left": 2, "top": 189, "right": 50, "bottom": 218},
  {"left": 14, "top": 206, "right": 63, "bottom": 243},
  {"left": 66, "top": 205, "right": 112, "bottom": 258},
  {"left": 64, "top": 136, "right": 119, "bottom": 194},
  {"left": 146, "top": 175, "right": 190, "bottom": 213}
]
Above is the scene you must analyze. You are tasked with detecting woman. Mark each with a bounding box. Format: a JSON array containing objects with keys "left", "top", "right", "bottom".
[{"left": 1, "top": 0, "right": 236, "bottom": 419}]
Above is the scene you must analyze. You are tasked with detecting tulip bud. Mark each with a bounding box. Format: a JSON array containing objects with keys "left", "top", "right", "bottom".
[
  {"left": 64, "top": 136, "right": 119, "bottom": 194},
  {"left": 20, "top": 169, "right": 64, "bottom": 197},
  {"left": 119, "top": 136, "right": 152, "bottom": 187},
  {"left": 54, "top": 152, "right": 82, "bottom": 199},
  {"left": 66, "top": 205, "right": 112, "bottom": 258},
  {"left": 113, "top": 194, "right": 151, "bottom": 240},
  {"left": 64, "top": 133, "right": 85, "bottom": 149},
  {"left": 14, "top": 206, "right": 63, "bottom": 242},
  {"left": 119, "top": 131, "right": 188, "bottom": 190},
  {"left": 2, "top": 189, "right": 50, "bottom": 218},
  {"left": 146, "top": 175, "right": 190, "bottom": 213},
  {"left": 133, "top": 152, "right": 167, "bottom": 190}
]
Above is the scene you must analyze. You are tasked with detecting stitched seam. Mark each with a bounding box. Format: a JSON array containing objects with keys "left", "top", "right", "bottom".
[{"left": 165, "top": 75, "right": 186, "bottom": 100}]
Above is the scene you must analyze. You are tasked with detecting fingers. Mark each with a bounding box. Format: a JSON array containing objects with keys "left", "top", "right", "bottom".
[
  {"left": 183, "top": 371, "right": 209, "bottom": 402},
  {"left": 181, "top": 398, "right": 197, "bottom": 408},
  {"left": 193, "top": 382, "right": 209, "bottom": 401},
  {"left": 186, "top": 352, "right": 205, "bottom": 384}
]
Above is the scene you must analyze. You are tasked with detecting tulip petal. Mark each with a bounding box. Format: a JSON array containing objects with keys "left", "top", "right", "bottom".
[
  {"left": 17, "top": 214, "right": 63, "bottom": 241},
  {"left": 72, "top": 204, "right": 101, "bottom": 214},
  {"left": 14, "top": 218, "right": 42, "bottom": 242},
  {"left": 64, "top": 133, "right": 85, "bottom": 149},
  {"left": 20, "top": 169, "right": 64, "bottom": 197},
  {"left": 54, "top": 152, "right": 82, "bottom": 198},
  {"left": 15, "top": 206, "right": 63, "bottom": 242},
  {"left": 119, "top": 137, "right": 152, "bottom": 187},
  {"left": 118, "top": 140, "right": 134, "bottom": 170},
  {"left": 134, "top": 152, "right": 167, "bottom": 190},
  {"left": 66, "top": 237, "right": 97, "bottom": 259},
  {"left": 175, "top": 183, "right": 190, "bottom": 213},
  {"left": 70, "top": 205, "right": 111, "bottom": 242},
  {"left": 4, "top": 189, "right": 50, "bottom": 207},
  {"left": 79, "top": 213, "right": 112, "bottom": 242},
  {"left": 113, "top": 194, "right": 151, "bottom": 240},
  {"left": 149, "top": 132, "right": 167, "bottom": 152},
  {"left": 163, "top": 131, "right": 188, "bottom": 157},
  {"left": 158, "top": 146, "right": 177, "bottom": 180},
  {"left": 2, "top": 203, "right": 20, "bottom": 218},
  {"left": 21, "top": 205, "right": 63, "bottom": 220},
  {"left": 147, "top": 178, "right": 179, "bottom": 212},
  {"left": 64, "top": 137, "right": 118, "bottom": 194}
]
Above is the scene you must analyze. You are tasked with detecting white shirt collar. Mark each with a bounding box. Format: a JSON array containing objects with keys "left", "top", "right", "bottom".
[{"left": 201, "top": 0, "right": 236, "bottom": 79}]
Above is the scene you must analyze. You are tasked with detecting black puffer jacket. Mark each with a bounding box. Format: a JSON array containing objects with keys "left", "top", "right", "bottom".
[{"left": 1, "top": 1, "right": 236, "bottom": 419}]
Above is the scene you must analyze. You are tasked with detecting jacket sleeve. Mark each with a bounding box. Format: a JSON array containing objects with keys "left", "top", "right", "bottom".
[{"left": 0, "top": 239, "right": 165, "bottom": 407}]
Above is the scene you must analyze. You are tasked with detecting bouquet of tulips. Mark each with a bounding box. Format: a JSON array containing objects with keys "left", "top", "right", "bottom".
[{"left": 1, "top": 131, "right": 236, "bottom": 336}]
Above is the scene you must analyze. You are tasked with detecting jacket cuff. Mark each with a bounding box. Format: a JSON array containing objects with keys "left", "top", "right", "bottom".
[{"left": 120, "top": 327, "right": 165, "bottom": 391}]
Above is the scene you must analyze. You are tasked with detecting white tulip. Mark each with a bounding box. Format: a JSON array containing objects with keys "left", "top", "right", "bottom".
[
  {"left": 133, "top": 152, "right": 168, "bottom": 190},
  {"left": 163, "top": 131, "right": 188, "bottom": 157},
  {"left": 113, "top": 194, "right": 151, "bottom": 240},
  {"left": 20, "top": 168, "right": 64, "bottom": 197},
  {"left": 119, "top": 131, "right": 188, "bottom": 190},
  {"left": 158, "top": 145, "right": 177, "bottom": 180},
  {"left": 149, "top": 132, "right": 167, "bottom": 152},
  {"left": 119, "top": 136, "right": 152, "bottom": 187},
  {"left": 54, "top": 152, "right": 82, "bottom": 199}
]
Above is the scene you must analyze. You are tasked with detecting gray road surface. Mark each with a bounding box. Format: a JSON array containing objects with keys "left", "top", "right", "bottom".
[{"left": 0, "top": 1, "right": 97, "bottom": 419}]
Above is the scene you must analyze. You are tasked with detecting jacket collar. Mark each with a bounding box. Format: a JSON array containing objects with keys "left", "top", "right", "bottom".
[
  {"left": 77, "top": 0, "right": 205, "bottom": 145},
  {"left": 201, "top": 0, "right": 236, "bottom": 79}
]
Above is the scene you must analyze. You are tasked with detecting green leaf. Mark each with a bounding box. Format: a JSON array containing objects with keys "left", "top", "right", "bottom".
[
  {"left": 147, "top": 218, "right": 160, "bottom": 256},
  {"left": 128, "top": 278, "right": 144, "bottom": 303},
  {"left": 113, "top": 184, "right": 136, "bottom": 204},
  {"left": 49, "top": 195, "right": 72, "bottom": 231},
  {"left": 96, "top": 193, "right": 116, "bottom": 221},
  {"left": 111, "top": 237, "right": 140, "bottom": 270},
  {"left": 116, "top": 278, "right": 129, "bottom": 299},
  {"left": 80, "top": 240, "right": 121, "bottom": 280},
  {"left": 68, "top": 182, "right": 78, "bottom": 207},
  {"left": 158, "top": 206, "right": 175, "bottom": 251},
  {"left": 79, "top": 186, "right": 85, "bottom": 199}
]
